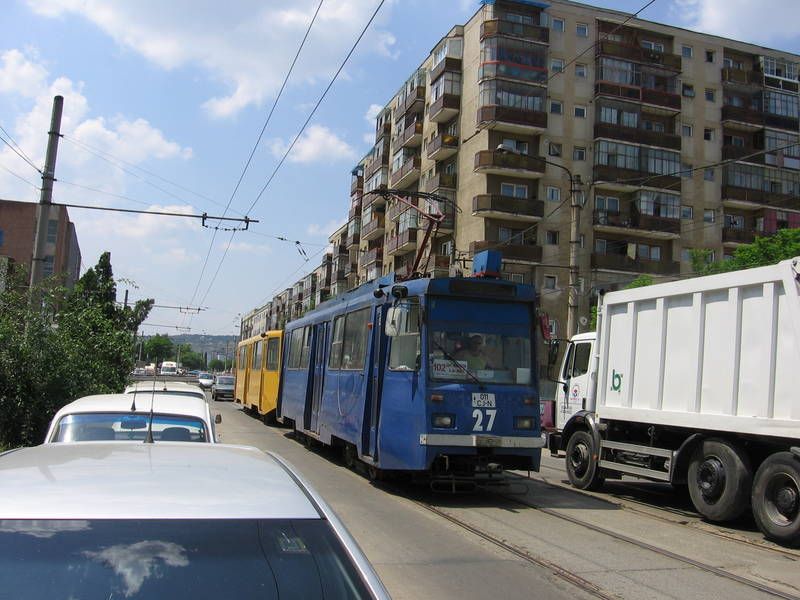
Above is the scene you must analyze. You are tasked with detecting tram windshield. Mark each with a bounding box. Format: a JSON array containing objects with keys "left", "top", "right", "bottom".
[{"left": 427, "top": 297, "right": 533, "bottom": 385}]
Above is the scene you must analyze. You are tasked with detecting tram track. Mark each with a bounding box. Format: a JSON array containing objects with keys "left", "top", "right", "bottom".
[{"left": 527, "top": 461, "right": 800, "bottom": 561}]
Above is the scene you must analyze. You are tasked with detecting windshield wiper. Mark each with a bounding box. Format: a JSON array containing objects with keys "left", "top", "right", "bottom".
[{"left": 430, "top": 338, "right": 485, "bottom": 389}]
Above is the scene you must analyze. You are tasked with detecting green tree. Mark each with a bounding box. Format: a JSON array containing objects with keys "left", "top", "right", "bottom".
[
  {"left": 694, "top": 229, "right": 800, "bottom": 276},
  {"left": 174, "top": 344, "right": 204, "bottom": 369},
  {"left": 144, "top": 334, "right": 173, "bottom": 363},
  {"left": 208, "top": 358, "right": 225, "bottom": 372},
  {"left": 0, "top": 254, "right": 153, "bottom": 447}
]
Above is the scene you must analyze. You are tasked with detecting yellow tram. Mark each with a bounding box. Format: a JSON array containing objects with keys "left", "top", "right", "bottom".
[{"left": 235, "top": 331, "right": 283, "bottom": 422}]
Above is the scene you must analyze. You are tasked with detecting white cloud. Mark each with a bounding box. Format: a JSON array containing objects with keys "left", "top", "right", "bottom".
[
  {"left": 307, "top": 217, "right": 345, "bottom": 237},
  {"left": 89, "top": 204, "right": 200, "bottom": 240},
  {"left": 223, "top": 240, "right": 271, "bottom": 254},
  {"left": 675, "top": 0, "right": 800, "bottom": 45},
  {"left": 270, "top": 124, "right": 356, "bottom": 164},
  {"left": 26, "top": 0, "right": 397, "bottom": 118},
  {"left": 0, "top": 49, "right": 48, "bottom": 97},
  {"left": 364, "top": 103, "right": 382, "bottom": 123}
]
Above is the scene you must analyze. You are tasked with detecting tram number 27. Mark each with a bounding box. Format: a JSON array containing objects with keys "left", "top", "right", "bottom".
[{"left": 472, "top": 408, "right": 496, "bottom": 432}]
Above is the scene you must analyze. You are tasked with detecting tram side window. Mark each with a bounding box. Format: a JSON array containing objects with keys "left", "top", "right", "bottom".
[
  {"left": 238, "top": 347, "right": 247, "bottom": 370},
  {"left": 253, "top": 340, "right": 263, "bottom": 370},
  {"left": 388, "top": 299, "right": 421, "bottom": 371},
  {"left": 266, "top": 338, "right": 280, "bottom": 371},
  {"left": 300, "top": 327, "right": 312, "bottom": 368},
  {"left": 287, "top": 329, "right": 304, "bottom": 369},
  {"left": 329, "top": 316, "right": 345, "bottom": 369},
  {"left": 342, "top": 308, "right": 369, "bottom": 370}
]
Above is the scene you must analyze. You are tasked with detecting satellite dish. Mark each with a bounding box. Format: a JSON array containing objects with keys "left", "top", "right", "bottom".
[{"left": 579, "top": 316, "right": 589, "bottom": 326}]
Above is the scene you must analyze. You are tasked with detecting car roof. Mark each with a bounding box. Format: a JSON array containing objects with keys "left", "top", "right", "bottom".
[
  {"left": 124, "top": 381, "right": 205, "bottom": 394},
  {"left": 0, "top": 443, "right": 319, "bottom": 519},
  {"left": 51, "top": 393, "right": 210, "bottom": 422}
]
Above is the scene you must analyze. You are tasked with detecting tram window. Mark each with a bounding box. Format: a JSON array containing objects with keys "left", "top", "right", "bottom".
[
  {"left": 266, "top": 338, "right": 280, "bottom": 371},
  {"left": 238, "top": 347, "right": 247, "bottom": 370},
  {"left": 288, "top": 329, "right": 304, "bottom": 369},
  {"left": 253, "top": 340, "right": 263, "bottom": 370},
  {"left": 329, "top": 316, "right": 345, "bottom": 369},
  {"left": 341, "top": 308, "right": 370, "bottom": 371},
  {"left": 388, "top": 299, "right": 421, "bottom": 371},
  {"left": 300, "top": 327, "right": 312, "bottom": 368}
]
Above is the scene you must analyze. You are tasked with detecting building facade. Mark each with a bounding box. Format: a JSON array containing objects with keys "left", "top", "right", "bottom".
[{"left": 0, "top": 198, "right": 81, "bottom": 288}]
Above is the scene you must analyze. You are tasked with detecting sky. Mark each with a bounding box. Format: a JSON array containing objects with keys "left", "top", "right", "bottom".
[{"left": 1, "top": 0, "right": 799, "bottom": 336}]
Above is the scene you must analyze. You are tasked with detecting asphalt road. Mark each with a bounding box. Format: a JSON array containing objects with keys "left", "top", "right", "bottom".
[{"left": 211, "top": 398, "right": 800, "bottom": 600}]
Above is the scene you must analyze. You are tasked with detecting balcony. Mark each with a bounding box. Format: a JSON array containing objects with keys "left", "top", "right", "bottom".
[
  {"left": 345, "top": 232, "right": 360, "bottom": 248},
  {"left": 387, "top": 229, "right": 418, "bottom": 255},
  {"left": 721, "top": 144, "right": 765, "bottom": 164},
  {"left": 428, "top": 254, "right": 452, "bottom": 278},
  {"left": 474, "top": 150, "right": 546, "bottom": 178},
  {"left": 401, "top": 87, "right": 426, "bottom": 116},
  {"left": 348, "top": 202, "right": 362, "bottom": 220},
  {"left": 722, "top": 227, "right": 757, "bottom": 245},
  {"left": 721, "top": 67, "right": 763, "bottom": 88},
  {"left": 390, "top": 155, "right": 422, "bottom": 188},
  {"left": 364, "top": 154, "right": 388, "bottom": 179},
  {"left": 375, "top": 121, "right": 391, "bottom": 141},
  {"left": 721, "top": 185, "right": 799, "bottom": 210},
  {"left": 594, "top": 122, "right": 680, "bottom": 151},
  {"left": 429, "top": 94, "right": 461, "bottom": 123},
  {"left": 596, "top": 40, "right": 682, "bottom": 71},
  {"left": 350, "top": 175, "right": 363, "bottom": 195},
  {"left": 360, "top": 247, "right": 383, "bottom": 267},
  {"left": 764, "top": 112, "right": 800, "bottom": 132},
  {"left": 424, "top": 172, "right": 457, "bottom": 193},
  {"left": 387, "top": 198, "right": 413, "bottom": 222},
  {"left": 472, "top": 195, "right": 544, "bottom": 222},
  {"left": 721, "top": 105, "right": 766, "bottom": 130},
  {"left": 427, "top": 133, "right": 459, "bottom": 161},
  {"left": 397, "top": 121, "right": 423, "bottom": 148},
  {"left": 595, "top": 82, "right": 681, "bottom": 111},
  {"left": 480, "top": 19, "right": 549, "bottom": 44},
  {"left": 430, "top": 56, "right": 463, "bottom": 84},
  {"left": 591, "top": 253, "right": 680, "bottom": 275},
  {"left": 343, "top": 261, "right": 358, "bottom": 276},
  {"left": 470, "top": 240, "right": 542, "bottom": 263},
  {"left": 361, "top": 216, "right": 385, "bottom": 241},
  {"left": 592, "top": 209, "right": 680, "bottom": 239},
  {"left": 477, "top": 105, "right": 547, "bottom": 134},
  {"left": 593, "top": 164, "right": 681, "bottom": 191}
]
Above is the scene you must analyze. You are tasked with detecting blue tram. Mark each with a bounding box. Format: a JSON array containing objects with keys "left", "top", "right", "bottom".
[{"left": 277, "top": 272, "right": 545, "bottom": 482}]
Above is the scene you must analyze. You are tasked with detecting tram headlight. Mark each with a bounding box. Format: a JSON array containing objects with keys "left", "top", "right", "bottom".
[
  {"left": 514, "top": 416, "right": 535, "bottom": 430},
  {"left": 432, "top": 414, "right": 455, "bottom": 428}
]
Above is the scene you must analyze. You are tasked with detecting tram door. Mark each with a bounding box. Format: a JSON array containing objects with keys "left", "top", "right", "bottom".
[
  {"left": 363, "top": 306, "right": 387, "bottom": 458},
  {"left": 308, "top": 321, "right": 328, "bottom": 433}
]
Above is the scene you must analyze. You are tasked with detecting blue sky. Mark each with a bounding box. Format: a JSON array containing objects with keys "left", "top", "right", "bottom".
[{"left": 1, "top": 0, "right": 798, "bottom": 336}]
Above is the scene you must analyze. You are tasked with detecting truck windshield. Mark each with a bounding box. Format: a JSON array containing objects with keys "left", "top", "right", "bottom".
[
  {"left": 429, "top": 330, "right": 532, "bottom": 384},
  {"left": 0, "top": 518, "right": 372, "bottom": 599}
]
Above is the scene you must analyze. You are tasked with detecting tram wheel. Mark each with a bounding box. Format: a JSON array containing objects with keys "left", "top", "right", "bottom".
[
  {"left": 367, "top": 464, "right": 384, "bottom": 482},
  {"left": 343, "top": 445, "right": 357, "bottom": 470},
  {"left": 752, "top": 452, "right": 800, "bottom": 546},
  {"left": 687, "top": 438, "right": 752, "bottom": 522},
  {"left": 565, "top": 430, "right": 604, "bottom": 491}
]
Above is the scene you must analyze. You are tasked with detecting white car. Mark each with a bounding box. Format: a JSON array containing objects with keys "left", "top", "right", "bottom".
[
  {"left": 124, "top": 380, "right": 207, "bottom": 401},
  {"left": 0, "top": 443, "right": 389, "bottom": 599},
  {"left": 44, "top": 393, "right": 219, "bottom": 443},
  {"left": 197, "top": 372, "right": 214, "bottom": 389}
]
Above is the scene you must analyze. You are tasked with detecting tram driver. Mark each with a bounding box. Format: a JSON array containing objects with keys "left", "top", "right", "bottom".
[{"left": 455, "top": 334, "right": 492, "bottom": 371}]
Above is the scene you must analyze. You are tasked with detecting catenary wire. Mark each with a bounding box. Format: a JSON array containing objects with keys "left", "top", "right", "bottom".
[
  {"left": 0, "top": 161, "right": 40, "bottom": 191},
  {"left": 0, "top": 131, "right": 42, "bottom": 174},
  {"left": 0, "top": 122, "right": 40, "bottom": 171}
]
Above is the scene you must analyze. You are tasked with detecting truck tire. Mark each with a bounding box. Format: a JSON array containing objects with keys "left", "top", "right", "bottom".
[
  {"left": 751, "top": 452, "right": 800, "bottom": 546},
  {"left": 565, "top": 430, "right": 604, "bottom": 491},
  {"left": 687, "top": 438, "right": 752, "bottom": 522}
]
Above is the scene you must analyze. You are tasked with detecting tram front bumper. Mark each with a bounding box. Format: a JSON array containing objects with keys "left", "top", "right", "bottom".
[{"left": 419, "top": 433, "right": 546, "bottom": 449}]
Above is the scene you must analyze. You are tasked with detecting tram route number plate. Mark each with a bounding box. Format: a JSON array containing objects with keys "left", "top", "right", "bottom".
[{"left": 472, "top": 393, "right": 496, "bottom": 408}]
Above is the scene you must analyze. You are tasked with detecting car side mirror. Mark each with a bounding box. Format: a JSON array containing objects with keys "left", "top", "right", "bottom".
[{"left": 214, "top": 414, "right": 222, "bottom": 424}]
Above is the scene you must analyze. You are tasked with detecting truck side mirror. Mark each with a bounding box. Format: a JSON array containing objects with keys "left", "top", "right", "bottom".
[{"left": 547, "top": 340, "right": 561, "bottom": 367}]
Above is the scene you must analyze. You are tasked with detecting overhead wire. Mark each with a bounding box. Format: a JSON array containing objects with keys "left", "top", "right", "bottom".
[
  {"left": 0, "top": 131, "right": 42, "bottom": 174},
  {"left": 0, "top": 122, "right": 41, "bottom": 172},
  {"left": 0, "top": 161, "right": 40, "bottom": 191}
]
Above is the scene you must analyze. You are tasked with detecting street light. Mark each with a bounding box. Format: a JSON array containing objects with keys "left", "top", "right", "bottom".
[{"left": 495, "top": 144, "right": 585, "bottom": 337}]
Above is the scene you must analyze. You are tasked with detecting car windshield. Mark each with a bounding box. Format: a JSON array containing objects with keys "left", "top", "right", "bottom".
[
  {"left": 52, "top": 413, "right": 207, "bottom": 442},
  {"left": 0, "top": 518, "right": 372, "bottom": 599},
  {"left": 198, "top": 373, "right": 211, "bottom": 379},
  {"left": 216, "top": 376, "right": 235, "bottom": 385},
  {"left": 428, "top": 330, "right": 532, "bottom": 385}
]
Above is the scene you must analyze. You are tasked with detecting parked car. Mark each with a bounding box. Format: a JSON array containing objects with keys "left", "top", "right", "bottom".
[
  {"left": 131, "top": 367, "right": 146, "bottom": 376},
  {"left": 44, "top": 393, "right": 219, "bottom": 443},
  {"left": 124, "top": 381, "right": 206, "bottom": 401},
  {"left": 197, "top": 372, "right": 214, "bottom": 389},
  {"left": 212, "top": 375, "right": 235, "bottom": 401},
  {"left": 188, "top": 369, "right": 200, "bottom": 377},
  {"left": 0, "top": 443, "right": 389, "bottom": 598}
]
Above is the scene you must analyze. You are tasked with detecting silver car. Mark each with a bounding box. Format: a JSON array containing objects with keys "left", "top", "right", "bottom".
[
  {"left": 0, "top": 443, "right": 389, "bottom": 599},
  {"left": 197, "top": 372, "right": 214, "bottom": 389},
  {"left": 212, "top": 375, "right": 235, "bottom": 401}
]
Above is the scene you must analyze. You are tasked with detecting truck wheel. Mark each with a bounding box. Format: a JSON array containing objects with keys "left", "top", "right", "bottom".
[
  {"left": 687, "top": 439, "right": 752, "bottom": 522},
  {"left": 751, "top": 452, "right": 800, "bottom": 546},
  {"left": 565, "top": 430, "right": 604, "bottom": 491}
]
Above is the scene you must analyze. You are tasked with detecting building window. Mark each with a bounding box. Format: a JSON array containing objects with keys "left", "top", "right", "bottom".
[
  {"left": 681, "top": 162, "right": 693, "bottom": 178},
  {"left": 576, "top": 23, "right": 588, "bottom": 37},
  {"left": 550, "top": 100, "right": 563, "bottom": 114},
  {"left": 703, "top": 128, "right": 714, "bottom": 141},
  {"left": 550, "top": 58, "right": 565, "bottom": 73},
  {"left": 704, "top": 168, "right": 715, "bottom": 181},
  {"left": 551, "top": 17, "right": 564, "bottom": 32},
  {"left": 545, "top": 230, "right": 559, "bottom": 245},
  {"left": 579, "top": 234, "right": 585, "bottom": 248},
  {"left": 46, "top": 219, "right": 58, "bottom": 244},
  {"left": 574, "top": 105, "right": 587, "bottom": 118},
  {"left": 500, "top": 182, "right": 528, "bottom": 198},
  {"left": 682, "top": 124, "right": 693, "bottom": 137},
  {"left": 682, "top": 45, "right": 693, "bottom": 58},
  {"left": 705, "top": 50, "right": 715, "bottom": 63},
  {"left": 0, "top": 229, "right": 4, "bottom": 247},
  {"left": 575, "top": 63, "right": 587, "bottom": 78},
  {"left": 641, "top": 40, "right": 664, "bottom": 52},
  {"left": 543, "top": 275, "right": 557, "bottom": 290},
  {"left": 42, "top": 255, "right": 54, "bottom": 277},
  {"left": 546, "top": 186, "right": 560, "bottom": 202},
  {"left": 681, "top": 248, "right": 693, "bottom": 262},
  {"left": 573, "top": 146, "right": 586, "bottom": 161},
  {"left": 705, "top": 88, "right": 715, "bottom": 102},
  {"left": 681, "top": 205, "right": 693, "bottom": 219},
  {"left": 704, "top": 209, "right": 715, "bottom": 223},
  {"left": 501, "top": 138, "right": 528, "bottom": 155},
  {"left": 548, "top": 142, "right": 562, "bottom": 157},
  {"left": 682, "top": 83, "right": 695, "bottom": 97}
]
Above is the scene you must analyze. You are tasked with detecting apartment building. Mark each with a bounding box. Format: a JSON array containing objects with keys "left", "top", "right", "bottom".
[
  {"left": 341, "top": 0, "right": 800, "bottom": 344},
  {"left": 0, "top": 198, "right": 82, "bottom": 288}
]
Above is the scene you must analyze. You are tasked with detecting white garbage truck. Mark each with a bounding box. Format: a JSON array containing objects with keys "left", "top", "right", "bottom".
[{"left": 548, "top": 257, "right": 800, "bottom": 545}]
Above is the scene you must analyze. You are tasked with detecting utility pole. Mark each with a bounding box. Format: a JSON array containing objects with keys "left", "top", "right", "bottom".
[
  {"left": 567, "top": 174, "right": 584, "bottom": 339},
  {"left": 30, "top": 95, "right": 64, "bottom": 291}
]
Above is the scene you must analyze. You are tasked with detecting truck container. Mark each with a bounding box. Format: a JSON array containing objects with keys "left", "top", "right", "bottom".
[{"left": 549, "top": 258, "right": 800, "bottom": 545}]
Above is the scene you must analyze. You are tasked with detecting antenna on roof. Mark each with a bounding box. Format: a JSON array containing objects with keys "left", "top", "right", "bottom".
[
  {"left": 144, "top": 392, "right": 155, "bottom": 444},
  {"left": 130, "top": 382, "right": 138, "bottom": 412}
]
